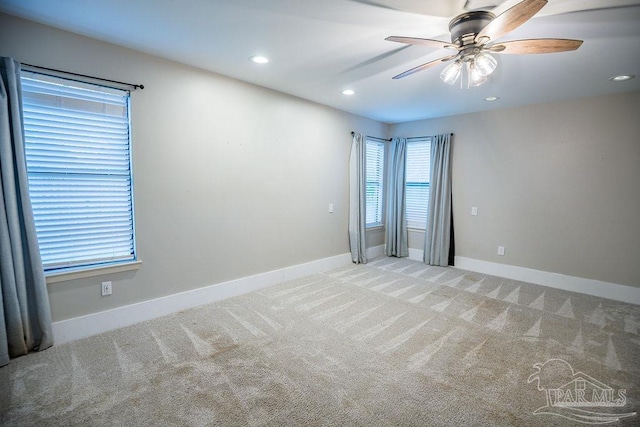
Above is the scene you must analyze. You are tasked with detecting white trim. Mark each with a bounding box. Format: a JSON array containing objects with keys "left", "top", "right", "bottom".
[
  {"left": 367, "top": 244, "right": 385, "bottom": 259},
  {"left": 372, "top": 245, "right": 423, "bottom": 262},
  {"left": 46, "top": 260, "right": 142, "bottom": 284},
  {"left": 454, "top": 256, "right": 640, "bottom": 305},
  {"left": 52, "top": 253, "right": 352, "bottom": 345}
]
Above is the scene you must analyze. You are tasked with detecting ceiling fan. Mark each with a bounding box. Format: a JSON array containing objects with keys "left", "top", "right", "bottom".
[{"left": 386, "top": 0, "right": 583, "bottom": 87}]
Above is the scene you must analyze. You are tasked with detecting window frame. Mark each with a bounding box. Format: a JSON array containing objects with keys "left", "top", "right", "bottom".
[
  {"left": 20, "top": 70, "right": 139, "bottom": 279},
  {"left": 404, "top": 137, "right": 432, "bottom": 230},
  {"left": 365, "top": 137, "right": 385, "bottom": 228}
]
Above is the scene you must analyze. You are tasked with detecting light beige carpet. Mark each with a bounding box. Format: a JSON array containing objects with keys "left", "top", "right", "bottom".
[{"left": 1, "top": 257, "right": 639, "bottom": 426}]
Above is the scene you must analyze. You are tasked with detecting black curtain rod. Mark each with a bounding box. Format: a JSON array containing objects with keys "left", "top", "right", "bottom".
[
  {"left": 22, "top": 63, "right": 144, "bottom": 90},
  {"left": 350, "top": 132, "right": 391, "bottom": 141},
  {"left": 351, "top": 131, "right": 453, "bottom": 139},
  {"left": 408, "top": 133, "right": 454, "bottom": 138}
]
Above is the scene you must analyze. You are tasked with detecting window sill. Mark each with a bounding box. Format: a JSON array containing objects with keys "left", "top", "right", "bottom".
[{"left": 45, "top": 260, "right": 142, "bottom": 284}]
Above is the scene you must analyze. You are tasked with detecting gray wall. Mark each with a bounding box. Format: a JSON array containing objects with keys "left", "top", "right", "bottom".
[
  {"left": 390, "top": 91, "right": 640, "bottom": 288},
  {"left": 0, "top": 13, "right": 386, "bottom": 322}
]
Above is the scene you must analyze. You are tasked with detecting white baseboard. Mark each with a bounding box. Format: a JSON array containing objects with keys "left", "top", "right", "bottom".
[
  {"left": 52, "top": 253, "right": 352, "bottom": 345},
  {"left": 454, "top": 256, "right": 640, "bottom": 305},
  {"left": 369, "top": 245, "right": 423, "bottom": 262}
]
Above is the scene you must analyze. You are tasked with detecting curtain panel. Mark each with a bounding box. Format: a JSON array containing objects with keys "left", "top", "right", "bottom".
[
  {"left": 384, "top": 138, "right": 408, "bottom": 257},
  {"left": 424, "top": 133, "right": 453, "bottom": 266},
  {"left": 0, "top": 57, "right": 53, "bottom": 366},
  {"left": 348, "top": 132, "right": 367, "bottom": 264}
]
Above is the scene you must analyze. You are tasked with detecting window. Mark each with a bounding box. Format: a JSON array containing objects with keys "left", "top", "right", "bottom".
[
  {"left": 21, "top": 72, "right": 136, "bottom": 272},
  {"left": 365, "top": 138, "right": 385, "bottom": 227},
  {"left": 405, "top": 138, "right": 431, "bottom": 229}
]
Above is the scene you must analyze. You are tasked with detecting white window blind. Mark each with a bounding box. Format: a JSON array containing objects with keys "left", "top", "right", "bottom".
[
  {"left": 21, "top": 72, "right": 136, "bottom": 272},
  {"left": 365, "top": 139, "right": 385, "bottom": 227},
  {"left": 405, "top": 138, "right": 431, "bottom": 229}
]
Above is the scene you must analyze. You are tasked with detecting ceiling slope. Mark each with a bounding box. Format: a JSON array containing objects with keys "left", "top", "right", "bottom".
[{"left": 1, "top": 0, "right": 639, "bottom": 123}]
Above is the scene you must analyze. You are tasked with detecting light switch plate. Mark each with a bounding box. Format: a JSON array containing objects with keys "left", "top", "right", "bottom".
[{"left": 471, "top": 207, "right": 478, "bottom": 216}]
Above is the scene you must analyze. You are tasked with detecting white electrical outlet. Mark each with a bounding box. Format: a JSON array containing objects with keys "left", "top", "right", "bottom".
[
  {"left": 497, "top": 246, "right": 505, "bottom": 256},
  {"left": 471, "top": 207, "right": 478, "bottom": 216},
  {"left": 101, "top": 281, "right": 112, "bottom": 296}
]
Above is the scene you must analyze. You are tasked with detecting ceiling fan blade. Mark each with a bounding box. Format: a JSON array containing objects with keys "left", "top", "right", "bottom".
[
  {"left": 385, "top": 36, "right": 458, "bottom": 50},
  {"left": 476, "top": 0, "right": 548, "bottom": 43},
  {"left": 489, "top": 38, "right": 583, "bottom": 54},
  {"left": 392, "top": 54, "right": 458, "bottom": 79}
]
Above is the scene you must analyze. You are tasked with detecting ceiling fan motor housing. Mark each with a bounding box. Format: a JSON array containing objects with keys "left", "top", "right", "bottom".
[{"left": 449, "top": 11, "right": 495, "bottom": 46}]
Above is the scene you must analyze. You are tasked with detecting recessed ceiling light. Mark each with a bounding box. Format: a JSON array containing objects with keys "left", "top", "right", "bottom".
[
  {"left": 609, "top": 74, "right": 634, "bottom": 82},
  {"left": 249, "top": 55, "right": 269, "bottom": 64},
  {"left": 342, "top": 89, "right": 355, "bottom": 96},
  {"left": 485, "top": 96, "right": 499, "bottom": 102}
]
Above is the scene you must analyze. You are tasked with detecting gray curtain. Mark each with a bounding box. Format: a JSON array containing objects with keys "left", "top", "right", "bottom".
[
  {"left": 385, "top": 137, "right": 408, "bottom": 257},
  {"left": 0, "top": 57, "right": 53, "bottom": 366},
  {"left": 424, "top": 133, "right": 453, "bottom": 266},
  {"left": 348, "top": 132, "right": 367, "bottom": 264}
]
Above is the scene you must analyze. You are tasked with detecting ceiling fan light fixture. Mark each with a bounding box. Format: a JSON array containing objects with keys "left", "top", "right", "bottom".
[
  {"left": 440, "top": 60, "right": 463, "bottom": 85},
  {"left": 474, "top": 52, "right": 497, "bottom": 76},
  {"left": 468, "top": 62, "right": 488, "bottom": 87}
]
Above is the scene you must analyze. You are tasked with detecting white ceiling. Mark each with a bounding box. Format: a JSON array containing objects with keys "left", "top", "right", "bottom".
[{"left": 2, "top": 0, "right": 640, "bottom": 123}]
